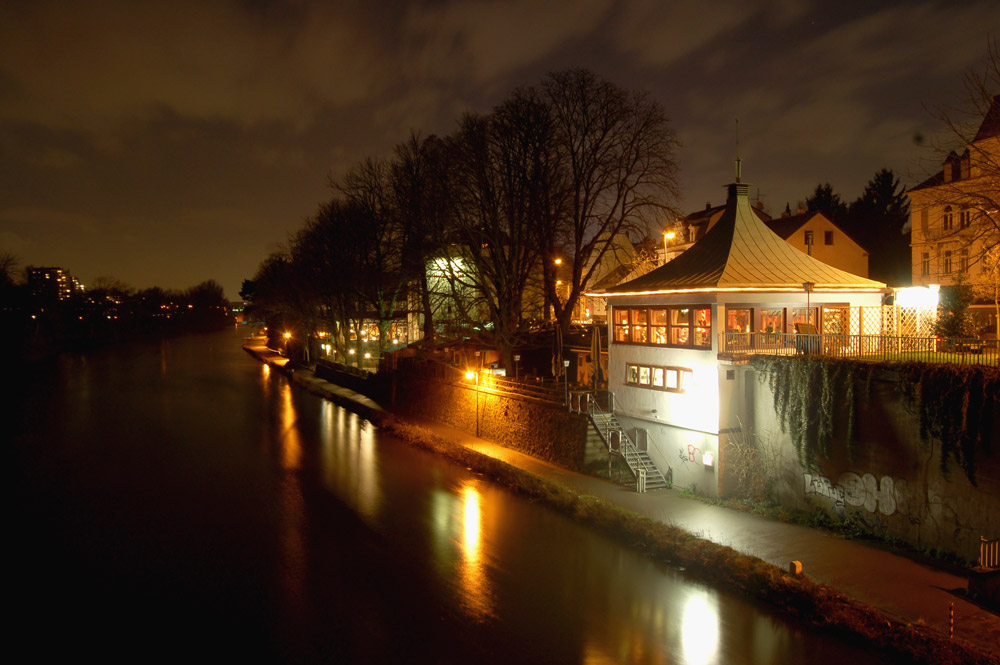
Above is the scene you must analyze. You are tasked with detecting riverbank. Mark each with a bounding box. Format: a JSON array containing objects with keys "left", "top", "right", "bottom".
[{"left": 243, "top": 338, "right": 999, "bottom": 664}]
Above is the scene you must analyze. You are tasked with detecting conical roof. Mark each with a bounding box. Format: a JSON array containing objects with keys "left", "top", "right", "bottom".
[{"left": 604, "top": 181, "right": 886, "bottom": 295}]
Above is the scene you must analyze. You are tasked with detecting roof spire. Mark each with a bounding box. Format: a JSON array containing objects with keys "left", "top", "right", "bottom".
[{"left": 735, "top": 118, "right": 742, "bottom": 183}]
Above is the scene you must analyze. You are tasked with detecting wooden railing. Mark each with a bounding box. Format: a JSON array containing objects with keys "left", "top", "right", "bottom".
[
  {"left": 981, "top": 536, "right": 999, "bottom": 569},
  {"left": 719, "top": 332, "right": 998, "bottom": 366}
]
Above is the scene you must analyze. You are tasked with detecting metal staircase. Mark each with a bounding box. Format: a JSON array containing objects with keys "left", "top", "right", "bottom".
[{"left": 587, "top": 398, "right": 669, "bottom": 492}]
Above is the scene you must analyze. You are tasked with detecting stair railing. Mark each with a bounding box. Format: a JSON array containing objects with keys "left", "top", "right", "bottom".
[{"left": 588, "top": 394, "right": 647, "bottom": 491}]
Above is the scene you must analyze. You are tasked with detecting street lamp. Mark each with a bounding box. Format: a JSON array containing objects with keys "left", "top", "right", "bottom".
[
  {"left": 466, "top": 369, "right": 480, "bottom": 437},
  {"left": 663, "top": 230, "right": 676, "bottom": 264}
]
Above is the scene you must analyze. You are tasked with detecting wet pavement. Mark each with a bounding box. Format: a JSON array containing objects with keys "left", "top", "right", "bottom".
[{"left": 245, "top": 339, "right": 1000, "bottom": 658}]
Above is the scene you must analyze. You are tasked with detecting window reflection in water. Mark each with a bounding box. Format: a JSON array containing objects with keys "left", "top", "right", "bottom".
[
  {"left": 318, "top": 405, "right": 381, "bottom": 521},
  {"left": 681, "top": 588, "right": 720, "bottom": 665}
]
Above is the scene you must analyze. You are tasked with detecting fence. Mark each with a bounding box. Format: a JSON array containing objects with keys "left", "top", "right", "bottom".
[
  {"left": 719, "top": 332, "right": 998, "bottom": 366},
  {"left": 982, "top": 537, "right": 1000, "bottom": 569},
  {"left": 394, "top": 358, "right": 566, "bottom": 405}
]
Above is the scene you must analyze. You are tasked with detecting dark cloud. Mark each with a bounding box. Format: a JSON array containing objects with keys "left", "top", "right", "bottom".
[{"left": 0, "top": 0, "right": 997, "bottom": 297}]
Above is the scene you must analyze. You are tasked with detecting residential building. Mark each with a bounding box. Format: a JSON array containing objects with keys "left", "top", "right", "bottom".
[
  {"left": 27, "top": 266, "right": 84, "bottom": 302},
  {"left": 595, "top": 169, "right": 885, "bottom": 497},
  {"left": 661, "top": 201, "right": 869, "bottom": 278},
  {"left": 908, "top": 94, "right": 1000, "bottom": 327}
]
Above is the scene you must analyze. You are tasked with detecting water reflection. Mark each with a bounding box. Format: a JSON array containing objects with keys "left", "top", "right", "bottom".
[
  {"left": 681, "top": 588, "right": 720, "bottom": 665},
  {"left": 317, "top": 403, "right": 382, "bottom": 520},
  {"left": 458, "top": 483, "right": 493, "bottom": 619},
  {"left": 277, "top": 381, "right": 306, "bottom": 637},
  {"left": 429, "top": 481, "right": 495, "bottom": 620}
]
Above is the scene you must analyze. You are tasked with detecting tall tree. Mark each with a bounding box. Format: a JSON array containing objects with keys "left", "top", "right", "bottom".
[
  {"left": 845, "top": 168, "right": 911, "bottom": 284},
  {"left": 389, "top": 132, "right": 452, "bottom": 351},
  {"left": 337, "top": 158, "right": 408, "bottom": 360},
  {"left": 540, "top": 69, "right": 680, "bottom": 335},
  {"left": 447, "top": 90, "right": 555, "bottom": 371},
  {"left": 805, "top": 183, "right": 848, "bottom": 224}
]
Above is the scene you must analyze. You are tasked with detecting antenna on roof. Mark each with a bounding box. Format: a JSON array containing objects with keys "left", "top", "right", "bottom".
[{"left": 735, "top": 118, "right": 742, "bottom": 183}]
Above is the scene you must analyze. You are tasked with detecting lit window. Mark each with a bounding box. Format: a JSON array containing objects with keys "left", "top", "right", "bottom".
[
  {"left": 726, "top": 308, "right": 752, "bottom": 333},
  {"left": 625, "top": 363, "right": 692, "bottom": 393}
]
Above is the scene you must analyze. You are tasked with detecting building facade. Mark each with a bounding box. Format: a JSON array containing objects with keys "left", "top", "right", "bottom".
[
  {"left": 908, "top": 94, "right": 1000, "bottom": 326},
  {"left": 597, "top": 173, "right": 885, "bottom": 497}
]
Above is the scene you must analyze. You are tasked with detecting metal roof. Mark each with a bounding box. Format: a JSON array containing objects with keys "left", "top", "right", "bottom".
[{"left": 603, "top": 182, "right": 886, "bottom": 295}]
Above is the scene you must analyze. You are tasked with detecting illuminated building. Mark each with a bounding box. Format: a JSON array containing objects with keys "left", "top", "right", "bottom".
[
  {"left": 593, "top": 166, "right": 886, "bottom": 496},
  {"left": 27, "top": 266, "right": 84, "bottom": 302}
]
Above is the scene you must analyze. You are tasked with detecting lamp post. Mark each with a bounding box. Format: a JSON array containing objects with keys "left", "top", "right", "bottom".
[
  {"left": 466, "top": 369, "right": 479, "bottom": 437},
  {"left": 663, "top": 230, "right": 676, "bottom": 264}
]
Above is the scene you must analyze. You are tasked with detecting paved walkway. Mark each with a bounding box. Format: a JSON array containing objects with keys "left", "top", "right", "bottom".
[{"left": 244, "top": 340, "right": 1000, "bottom": 658}]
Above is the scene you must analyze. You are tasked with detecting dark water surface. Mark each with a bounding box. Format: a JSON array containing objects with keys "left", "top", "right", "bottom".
[{"left": 10, "top": 328, "right": 892, "bottom": 664}]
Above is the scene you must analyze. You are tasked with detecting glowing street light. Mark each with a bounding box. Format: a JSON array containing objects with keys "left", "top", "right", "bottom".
[{"left": 663, "top": 230, "right": 676, "bottom": 264}]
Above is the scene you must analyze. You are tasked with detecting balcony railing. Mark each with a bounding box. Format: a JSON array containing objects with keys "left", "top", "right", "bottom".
[{"left": 719, "top": 332, "right": 998, "bottom": 366}]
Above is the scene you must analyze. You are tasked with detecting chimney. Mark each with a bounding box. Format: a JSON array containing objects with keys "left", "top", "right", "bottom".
[
  {"left": 705, "top": 202, "right": 711, "bottom": 211},
  {"left": 782, "top": 202, "right": 791, "bottom": 218}
]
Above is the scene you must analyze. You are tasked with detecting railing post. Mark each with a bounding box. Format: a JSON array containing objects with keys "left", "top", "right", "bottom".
[{"left": 637, "top": 467, "right": 646, "bottom": 493}]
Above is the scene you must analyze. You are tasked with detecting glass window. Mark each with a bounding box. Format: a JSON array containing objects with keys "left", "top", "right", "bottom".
[
  {"left": 650, "top": 308, "right": 668, "bottom": 344},
  {"left": 693, "top": 307, "right": 712, "bottom": 347},
  {"left": 760, "top": 308, "right": 783, "bottom": 334},
  {"left": 943, "top": 207, "right": 953, "bottom": 231},
  {"left": 652, "top": 367, "right": 665, "bottom": 387},
  {"left": 726, "top": 308, "right": 752, "bottom": 333},
  {"left": 824, "top": 231, "right": 833, "bottom": 245},
  {"left": 627, "top": 364, "right": 638, "bottom": 384},
  {"left": 613, "top": 308, "right": 629, "bottom": 342},
  {"left": 638, "top": 366, "right": 650, "bottom": 385},
  {"left": 943, "top": 250, "right": 952, "bottom": 275},
  {"left": 669, "top": 307, "right": 690, "bottom": 345},
  {"left": 665, "top": 369, "right": 679, "bottom": 390},
  {"left": 921, "top": 253, "right": 930, "bottom": 276},
  {"left": 631, "top": 308, "right": 648, "bottom": 343},
  {"left": 790, "top": 307, "right": 817, "bottom": 332}
]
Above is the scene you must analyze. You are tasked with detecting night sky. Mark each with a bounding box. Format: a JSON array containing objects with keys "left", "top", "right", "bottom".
[{"left": 2, "top": 1, "right": 997, "bottom": 300}]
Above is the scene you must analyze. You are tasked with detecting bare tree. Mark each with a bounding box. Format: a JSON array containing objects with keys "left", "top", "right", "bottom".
[
  {"left": 912, "top": 37, "right": 1000, "bottom": 279},
  {"left": 540, "top": 69, "right": 680, "bottom": 334},
  {"left": 447, "top": 89, "right": 555, "bottom": 370},
  {"left": 389, "top": 132, "right": 453, "bottom": 350}
]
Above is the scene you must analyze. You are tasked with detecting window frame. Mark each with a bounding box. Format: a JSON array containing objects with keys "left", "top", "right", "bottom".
[
  {"left": 611, "top": 305, "right": 712, "bottom": 350},
  {"left": 624, "top": 362, "right": 692, "bottom": 394}
]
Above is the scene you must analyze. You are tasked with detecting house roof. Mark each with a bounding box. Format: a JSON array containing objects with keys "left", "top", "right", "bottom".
[
  {"left": 601, "top": 181, "right": 886, "bottom": 295},
  {"left": 973, "top": 94, "right": 1000, "bottom": 143},
  {"left": 764, "top": 211, "right": 814, "bottom": 239}
]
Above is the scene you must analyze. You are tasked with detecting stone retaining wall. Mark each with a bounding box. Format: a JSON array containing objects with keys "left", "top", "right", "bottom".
[{"left": 392, "top": 373, "right": 589, "bottom": 471}]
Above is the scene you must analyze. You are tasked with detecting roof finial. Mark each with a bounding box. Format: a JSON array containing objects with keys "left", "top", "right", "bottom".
[{"left": 735, "top": 118, "right": 742, "bottom": 183}]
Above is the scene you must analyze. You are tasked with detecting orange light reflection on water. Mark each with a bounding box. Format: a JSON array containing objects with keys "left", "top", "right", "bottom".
[{"left": 458, "top": 482, "right": 493, "bottom": 620}]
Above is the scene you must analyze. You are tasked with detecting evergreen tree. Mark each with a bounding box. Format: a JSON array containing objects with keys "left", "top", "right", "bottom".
[
  {"left": 805, "top": 183, "right": 848, "bottom": 223},
  {"left": 846, "top": 168, "right": 911, "bottom": 285}
]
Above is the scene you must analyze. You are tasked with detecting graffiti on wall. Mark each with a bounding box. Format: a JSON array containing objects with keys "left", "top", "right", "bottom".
[
  {"left": 803, "top": 471, "right": 977, "bottom": 548},
  {"left": 804, "top": 472, "right": 897, "bottom": 515},
  {"left": 678, "top": 444, "right": 702, "bottom": 466}
]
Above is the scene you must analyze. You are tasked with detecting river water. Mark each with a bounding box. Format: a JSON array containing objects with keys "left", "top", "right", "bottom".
[{"left": 9, "top": 328, "right": 891, "bottom": 664}]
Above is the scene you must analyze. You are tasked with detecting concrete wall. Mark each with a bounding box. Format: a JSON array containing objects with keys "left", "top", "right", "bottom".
[
  {"left": 742, "top": 367, "right": 1000, "bottom": 561},
  {"left": 393, "top": 373, "right": 589, "bottom": 471}
]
